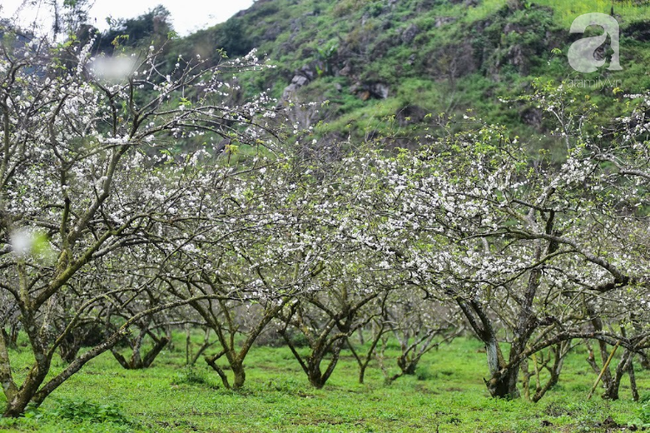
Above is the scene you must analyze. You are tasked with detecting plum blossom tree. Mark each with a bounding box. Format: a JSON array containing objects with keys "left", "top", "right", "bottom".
[
  {"left": 272, "top": 148, "right": 413, "bottom": 389},
  {"left": 374, "top": 289, "right": 463, "bottom": 383},
  {"left": 378, "top": 87, "right": 650, "bottom": 399},
  {"left": 157, "top": 154, "right": 333, "bottom": 389},
  {"left": 573, "top": 91, "right": 650, "bottom": 400},
  {"left": 0, "top": 23, "right": 279, "bottom": 416},
  {"left": 278, "top": 255, "right": 392, "bottom": 389}
]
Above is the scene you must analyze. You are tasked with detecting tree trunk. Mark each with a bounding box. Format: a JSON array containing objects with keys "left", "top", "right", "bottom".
[
  {"left": 628, "top": 358, "right": 639, "bottom": 401},
  {"left": 3, "top": 392, "right": 32, "bottom": 418},
  {"left": 205, "top": 351, "right": 246, "bottom": 390},
  {"left": 455, "top": 297, "right": 518, "bottom": 398},
  {"left": 282, "top": 327, "right": 344, "bottom": 389},
  {"left": 639, "top": 352, "right": 650, "bottom": 370},
  {"left": 205, "top": 353, "right": 231, "bottom": 389},
  {"left": 111, "top": 336, "right": 168, "bottom": 369},
  {"left": 484, "top": 337, "right": 520, "bottom": 398},
  {"left": 1, "top": 329, "right": 17, "bottom": 351},
  {"left": 3, "top": 361, "right": 50, "bottom": 418},
  {"left": 345, "top": 337, "right": 371, "bottom": 384},
  {"left": 358, "top": 364, "right": 368, "bottom": 384},
  {"left": 603, "top": 349, "right": 634, "bottom": 401},
  {"left": 486, "top": 366, "right": 520, "bottom": 399},
  {"left": 141, "top": 336, "right": 169, "bottom": 368},
  {"left": 231, "top": 362, "right": 246, "bottom": 390},
  {"left": 305, "top": 353, "right": 337, "bottom": 389},
  {"left": 307, "top": 365, "right": 326, "bottom": 389},
  {"left": 530, "top": 343, "right": 568, "bottom": 402},
  {"left": 397, "top": 353, "right": 421, "bottom": 376},
  {"left": 59, "top": 341, "right": 81, "bottom": 364}
]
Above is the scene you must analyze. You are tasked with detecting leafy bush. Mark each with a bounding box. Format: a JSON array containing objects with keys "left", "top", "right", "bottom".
[
  {"left": 266, "top": 377, "right": 304, "bottom": 393},
  {"left": 172, "top": 367, "right": 212, "bottom": 386},
  {"left": 640, "top": 401, "right": 650, "bottom": 425},
  {"left": 48, "top": 399, "right": 129, "bottom": 424},
  {"left": 630, "top": 393, "right": 650, "bottom": 428},
  {"left": 416, "top": 368, "right": 435, "bottom": 381}
]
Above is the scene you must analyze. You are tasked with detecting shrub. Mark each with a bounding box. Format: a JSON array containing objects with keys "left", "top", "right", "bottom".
[
  {"left": 171, "top": 367, "right": 212, "bottom": 386},
  {"left": 50, "top": 399, "right": 129, "bottom": 425}
]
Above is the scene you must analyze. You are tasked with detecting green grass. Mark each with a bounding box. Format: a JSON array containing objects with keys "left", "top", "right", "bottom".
[
  {"left": 0, "top": 336, "right": 647, "bottom": 432},
  {"left": 460, "top": 0, "right": 650, "bottom": 27}
]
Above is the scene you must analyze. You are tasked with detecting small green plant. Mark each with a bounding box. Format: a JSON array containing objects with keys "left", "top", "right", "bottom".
[
  {"left": 50, "top": 399, "right": 129, "bottom": 424},
  {"left": 416, "top": 367, "right": 435, "bottom": 381},
  {"left": 266, "top": 377, "right": 304, "bottom": 393},
  {"left": 22, "top": 403, "right": 46, "bottom": 421},
  {"left": 629, "top": 393, "right": 650, "bottom": 428},
  {"left": 315, "top": 41, "right": 338, "bottom": 76},
  {"left": 172, "top": 367, "right": 211, "bottom": 386},
  {"left": 640, "top": 401, "right": 650, "bottom": 424}
]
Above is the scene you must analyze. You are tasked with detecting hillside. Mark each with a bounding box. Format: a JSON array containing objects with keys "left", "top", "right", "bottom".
[{"left": 175, "top": 0, "right": 650, "bottom": 150}]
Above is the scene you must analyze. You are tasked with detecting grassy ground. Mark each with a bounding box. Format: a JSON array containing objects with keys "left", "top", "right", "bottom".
[{"left": 0, "top": 336, "right": 647, "bottom": 432}]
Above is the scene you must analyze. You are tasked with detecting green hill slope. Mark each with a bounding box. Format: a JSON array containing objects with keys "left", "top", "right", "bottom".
[{"left": 175, "top": 0, "right": 650, "bottom": 147}]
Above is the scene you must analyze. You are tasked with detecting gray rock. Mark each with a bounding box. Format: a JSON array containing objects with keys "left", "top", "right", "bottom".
[
  {"left": 298, "top": 64, "right": 318, "bottom": 81},
  {"left": 338, "top": 64, "right": 351, "bottom": 76},
  {"left": 282, "top": 83, "right": 300, "bottom": 100},
  {"left": 291, "top": 75, "right": 310, "bottom": 87},
  {"left": 370, "top": 83, "right": 389, "bottom": 99},
  {"left": 263, "top": 25, "right": 282, "bottom": 41},
  {"left": 407, "top": 54, "right": 416, "bottom": 65},
  {"left": 435, "top": 16, "right": 457, "bottom": 28},
  {"left": 401, "top": 24, "right": 420, "bottom": 44},
  {"left": 352, "top": 82, "right": 390, "bottom": 100},
  {"left": 507, "top": 44, "right": 529, "bottom": 74},
  {"left": 396, "top": 105, "right": 427, "bottom": 126}
]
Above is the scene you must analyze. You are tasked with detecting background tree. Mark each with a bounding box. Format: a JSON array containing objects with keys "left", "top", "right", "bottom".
[
  {"left": 375, "top": 289, "right": 462, "bottom": 383},
  {"left": 380, "top": 97, "right": 649, "bottom": 399},
  {"left": 96, "top": 6, "right": 173, "bottom": 54}
]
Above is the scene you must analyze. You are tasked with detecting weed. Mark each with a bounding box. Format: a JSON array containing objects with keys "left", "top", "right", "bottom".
[
  {"left": 629, "top": 394, "right": 650, "bottom": 428},
  {"left": 55, "top": 399, "right": 128, "bottom": 424},
  {"left": 171, "top": 367, "right": 211, "bottom": 386}
]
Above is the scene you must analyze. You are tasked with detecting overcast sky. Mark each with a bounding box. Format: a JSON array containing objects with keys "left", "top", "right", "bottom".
[{"left": 0, "top": 0, "right": 255, "bottom": 36}]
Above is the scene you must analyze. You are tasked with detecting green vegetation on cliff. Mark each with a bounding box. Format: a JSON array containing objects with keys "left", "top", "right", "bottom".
[{"left": 188, "top": 0, "right": 649, "bottom": 146}]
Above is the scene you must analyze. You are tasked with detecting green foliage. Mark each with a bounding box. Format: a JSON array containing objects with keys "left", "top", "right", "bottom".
[
  {"left": 51, "top": 399, "right": 129, "bottom": 424},
  {"left": 640, "top": 401, "right": 650, "bottom": 425},
  {"left": 96, "top": 5, "right": 172, "bottom": 53},
  {"left": 201, "top": 0, "right": 648, "bottom": 146},
  {"left": 315, "top": 40, "right": 338, "bottom": 76},
  {"left": 76, "top": 0, "right": 650, "bottom": 146},
  {"left": 332, "top": 0, "right": 369, "bottom": 18},
  {"left": 15, "top": 399, "right": 131, "bottom": 428},
  {"left": 216, "top": 19, "right": 254, "bottom": 57},
  {"left": 629, "top": 393, "right": 650, "bottom": 428},
  {"left": 171, "top": 367, "right": 212, "bottom": 387}
]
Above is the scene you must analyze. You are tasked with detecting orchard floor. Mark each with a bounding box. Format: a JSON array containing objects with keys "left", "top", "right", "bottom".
[{"left": 0, "top": 336, "right": 647, "bottom": 432}]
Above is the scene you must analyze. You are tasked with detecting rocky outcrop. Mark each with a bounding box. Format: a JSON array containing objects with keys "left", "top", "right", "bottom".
[
  {"left": 351, "top": 82, "right": 390, "bottom": 100},
  {"left": 624, "top": 20, "right": 650, "bottom": 42},
  {"left": 435, "top": 16, "right": 457, "bottom": 28},
  {"left": 282, "top": 63, "right": 320, "bottom": 100},
  {"left": 400, "top": 24, "right": 420, "bottom": 44}
]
